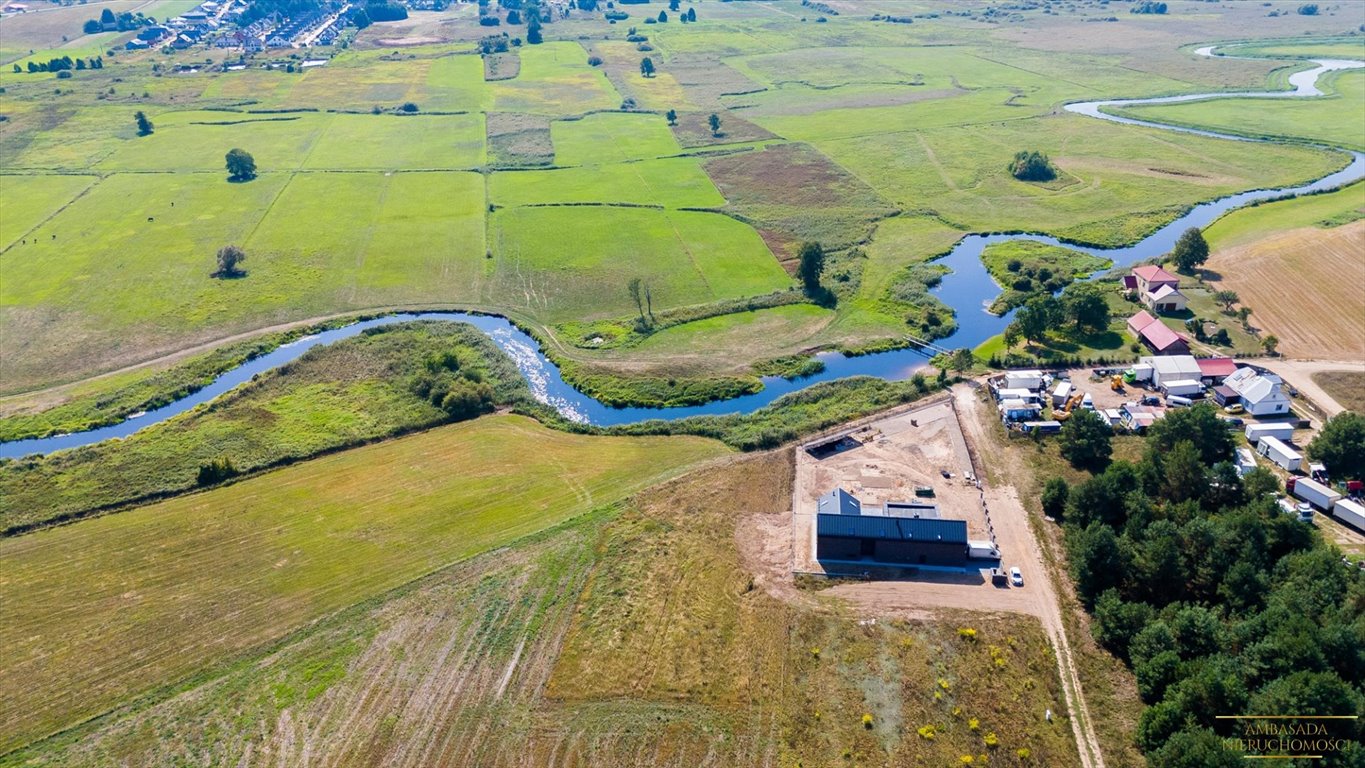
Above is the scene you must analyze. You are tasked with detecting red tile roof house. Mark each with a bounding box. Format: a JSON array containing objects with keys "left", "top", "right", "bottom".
[
  {"left": 1128, "top": 265, "right": 1188, "bottom": 314},
  {"left": 1127, "top": 310, "right": 1190, "bottom": 355}
]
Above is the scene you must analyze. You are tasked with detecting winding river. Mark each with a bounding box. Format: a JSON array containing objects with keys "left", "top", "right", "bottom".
[{"left": 3, "top": 48, "right": 1362, "bottom": 458}]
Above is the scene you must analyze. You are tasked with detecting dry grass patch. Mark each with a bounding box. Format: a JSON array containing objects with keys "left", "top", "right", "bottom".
[
  {"left": 1313, "top": 370, "right": 1365, "bottom": 414},
  {"left": 486, "top": 111, "right": 553, "bottom": 167}
]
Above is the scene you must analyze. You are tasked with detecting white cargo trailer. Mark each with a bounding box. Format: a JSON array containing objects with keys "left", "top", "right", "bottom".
[
  {"left": 1051, "top": 381, "right": 1073, "bottom": 407},
  {"left": 1332, "top": 498, "right": 1365, "bottom": 531},
  {"left": 968, "top": 540, "right": 1001, "bottom": 560},
  {"left": 1161, "top": 379, "right": 1203, "bottom": 397},
  {"left": 1004, "top": 370, "right": 1044, "bottom": 391},
  {"left": 1245, "top": 423, "right": 1295, "bottom": 443},
  {"left": 1257, "top": 436, "right": 1302, "bottom": 472},
  {"left": 1291, "top": 477, "right": 1340, "bottom": 511}
]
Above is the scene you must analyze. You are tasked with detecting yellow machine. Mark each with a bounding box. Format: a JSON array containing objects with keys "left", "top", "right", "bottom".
[
  {"left": 1111, "top": 375, "right": 1124, "bottom": 393},
  {"left": 1054, "top": 392, "right": 1085, "bottom": 421}
]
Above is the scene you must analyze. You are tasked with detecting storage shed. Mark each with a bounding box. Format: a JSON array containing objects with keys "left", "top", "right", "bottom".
[
  {"left": 1245, "top": 423, "right": 1294, "bottom": 443},
  {"left": 1004, "top": 370, "right": 1044, "bottom": 391}
]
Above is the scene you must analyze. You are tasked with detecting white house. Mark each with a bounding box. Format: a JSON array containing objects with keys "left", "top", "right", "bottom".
[{"left": 1223, "top": 367, "right": 1291, "bottom": 416}]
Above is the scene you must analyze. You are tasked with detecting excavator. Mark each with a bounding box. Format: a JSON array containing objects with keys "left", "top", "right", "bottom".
[
  {"left": 1053, "top": 392, "right": 1085, "bottom": 421},
  {"left": 1110, "top": 374, "right": 1124, "bottom": 393}
]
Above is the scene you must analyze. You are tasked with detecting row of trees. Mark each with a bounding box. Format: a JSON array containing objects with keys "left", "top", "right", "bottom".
[
  {"left": 82, "top": 7, "right": 151, "bottom": 34},
  {"left": 1046, "top": 404, "right": 1364, "bottom": 767},
  {"left": 17, "top": 56, "right": 103, "bottom": 74}
]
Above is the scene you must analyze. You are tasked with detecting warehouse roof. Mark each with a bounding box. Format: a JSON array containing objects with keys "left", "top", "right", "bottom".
[{"left": 817, "top": 514, "right": 968, "bottom": 544}]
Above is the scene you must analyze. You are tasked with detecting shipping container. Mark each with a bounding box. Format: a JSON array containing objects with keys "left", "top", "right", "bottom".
[
  {"left": 1291, "top": 476, "right": 1341, "bottom": 511},
  {"left": 1257, "top": 436, "right": 1302, "bottom": 472}
]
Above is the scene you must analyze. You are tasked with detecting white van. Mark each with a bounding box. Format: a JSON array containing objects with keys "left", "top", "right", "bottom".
[{"left": 1166, "top": 395, "right": 1193, "bottom": 408}]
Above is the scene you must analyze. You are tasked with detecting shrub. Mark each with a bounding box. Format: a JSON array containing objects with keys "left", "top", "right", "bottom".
[
  {"left": 196, "top": 457, "right": 238, "bottom": 486},
  {"left": 1008, "top": 150, "right": 1056, "bottom": 182}
]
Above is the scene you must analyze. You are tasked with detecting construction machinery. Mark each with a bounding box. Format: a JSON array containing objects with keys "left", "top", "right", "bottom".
[
  {"left": 1053, "top": 392, "right": 1085, "bottom": 421},
  {"left": 1111, "top": 374, "right": 1124, "bottom": 393}
]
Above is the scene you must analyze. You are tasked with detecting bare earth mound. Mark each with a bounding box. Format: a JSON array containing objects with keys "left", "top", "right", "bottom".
[{"left": 1207, "top": 221, "right": 1365, "bottom": 361}]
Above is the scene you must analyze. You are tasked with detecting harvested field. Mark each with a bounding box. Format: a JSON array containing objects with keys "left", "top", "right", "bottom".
[
  {"left": 1205, "top": 221, "right": 1365, "bottom": 361},
  {"left": 0, "top": 415, "right": 725, "bottom": 753},
  {"left": 702, "top": 142, "right": 895, "bottom": 256},
  {"left": 486, "top": 111, "right": 554, "bottom": 167},
  {"left": 670, "top": 109, "right": 778, "bottom": 148},
  {"left": 484, "top": 51, "right": 519, "bottom": 82}
]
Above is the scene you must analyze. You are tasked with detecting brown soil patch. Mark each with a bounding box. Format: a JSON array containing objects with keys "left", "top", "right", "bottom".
[
  {"left": 486, "top": 111, "right": 553, "bottom": 167},
  {"left": 483, "top": 51, "right": 519, "bottom": 81},
  {"left": 1206, "top": 221, "right": 1365, "bottom": 361},
  {"left": 670, "top": 110, "right": 778, "bottom": 148}
]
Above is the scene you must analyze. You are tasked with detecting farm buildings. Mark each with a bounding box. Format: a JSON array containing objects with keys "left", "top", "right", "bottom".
[
  {"left": 1123, "top": 265, "right": 1188, "bottom": 313},
  {"left": 1222, "top": 367, "right": 1292, "bottom": 416},
  {"left": 1127, "top": 311, "right": 1190, "bottom": 355}
]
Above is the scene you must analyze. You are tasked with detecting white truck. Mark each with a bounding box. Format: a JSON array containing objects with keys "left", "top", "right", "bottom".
[
  {"left": 968, "top": 540, "right": 1001, "bottom": 560},
  {"left": 1332, "top": 498, "right": 1365, "bottom": 531},
  {"left": 1291, "top": 477, "right": 1342, "bottom": 511}
]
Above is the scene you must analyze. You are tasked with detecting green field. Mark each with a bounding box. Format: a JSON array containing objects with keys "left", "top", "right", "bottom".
[
  {"left": 0, "top": 174, "right": 96, "bottom": 248},
  {"left": 0, "top": 414, "right": 725, "bottom": 753},
  {"left": 488, "top": 206, "right": 790, "bottom": 322},
  {"left": 1204, "top": 180, "right": 1365, "bottom": 248},
  {"left": 551, "top": 110, "right": 682, "bottom": 166},
  {"left": 0, "top": 170, "right": 488, "bottom": 391},
  {"left": 1111, "top": 69, "right": 1365, "bottom": 151}
]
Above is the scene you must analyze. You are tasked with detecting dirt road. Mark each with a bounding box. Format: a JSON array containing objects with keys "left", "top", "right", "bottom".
[{"left": 1266, "top": 358, "right": 1364, "bottom": 420}]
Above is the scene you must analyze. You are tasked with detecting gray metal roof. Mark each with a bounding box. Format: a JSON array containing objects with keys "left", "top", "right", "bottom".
[{"left": 816, "top": 514, "right": 967, "bottom": 544}]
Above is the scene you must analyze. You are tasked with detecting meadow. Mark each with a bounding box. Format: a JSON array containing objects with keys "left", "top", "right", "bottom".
[
  {"left": 5, "top": 450, "right": 1079, "bottom": 767},
  {"left": 1110, "top": 69, "right": 1365, "bottom": 151},
  {"left": 3, "top": 0, "right": 1360, "bottom": 398},
  {"left": 0, "top": 414, "right": 726, "bottom": 753}
]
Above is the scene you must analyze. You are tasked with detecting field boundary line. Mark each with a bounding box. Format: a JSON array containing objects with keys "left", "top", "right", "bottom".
[{"left": 0, "top": 174, "right": 102, "bottom": 257}]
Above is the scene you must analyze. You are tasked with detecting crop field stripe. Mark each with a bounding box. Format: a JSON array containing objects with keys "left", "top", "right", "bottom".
[{"left": 0, "top": 174, "right": 101, "bottom": 254}]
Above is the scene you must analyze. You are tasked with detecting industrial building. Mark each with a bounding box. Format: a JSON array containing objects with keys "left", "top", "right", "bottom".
[{"left": 814, "top": 488, "right": 971, "bottom": 566}]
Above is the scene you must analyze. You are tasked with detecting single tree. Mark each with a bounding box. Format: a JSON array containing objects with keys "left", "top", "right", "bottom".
[
  {"left": 1059, "top": 409, "right": 1113, "bottom": 471},
  {"left": 797, "top": 241, "right": 824, "bottom": 296},
  {"left": 668, "top": 0, "right": 679, "bottom": 9},
  {"left": 1236, "top": 306, "right": 1253, "bottom": 329},
  {"left": 627, "top": 277, "right": 646, "bottom": 324},
  {"left": 686, "top": 7, "right": 696, "bottom": 21},
  {"left": 657, "top": 10, "right": 667, "bottom": 21},
  {"left": 1171, "top": 227, "right": 1209, "bottom": 273},
  {"left": 639, "top": 56, "right": 655, "bottom": 77},
  {"left": 225, "top": 148, "right": 256, "bottom": 181},
  {"left": 948, "top": 347, "right": 974, "bottom": 372},
  {"left": 1212, "top": 289, "right": 1239, "bottom": 313},
  {"left": 213, "top": 245, "right": 247, "bottom": 278},
  {"left": 100, "top": 7, "right": 116, "bottom": 25},
  {"left": 134, "top": 110, "right": 153, "bottom": 136},
  {"left": 1014, "top": 294, "right": 1061, "bottom": 346},
  {"left": 1002, "top": 322, "right": 1022, "bottom": 350},
  {"left": 1260, "top": 334, "right": 1279, "bottom": 355},
  {"left": 1308, "top": 412, "right": 1365, "bottom": 480},
  {"left": 1062, "top": 282, "right": 1109, "bottom": 333},
  {"left": 707, "top": 112, "right": 721, "bottom": 136},
  {"left": 1041, "top": 477, "right": 1069, "bottom": 520},
  {"left": 526, "top": 16, "right": 542, "bottom": 43},
  {"left": 644, "top": 282, "right": 654, "bottom": 322},
  {"left": 665, "top": 108, "right": 677, "bottom": 125},
  {"left": 84, "top": 18, "right": 102, "bottom": 34}
]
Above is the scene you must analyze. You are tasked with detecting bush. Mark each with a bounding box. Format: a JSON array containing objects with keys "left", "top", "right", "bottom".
[
  {"left": 1007, "top": 150, "right": 1056, "bottom": 182},
  {"left": 196, "top": 457, "right": 238, "bottom": 486}
]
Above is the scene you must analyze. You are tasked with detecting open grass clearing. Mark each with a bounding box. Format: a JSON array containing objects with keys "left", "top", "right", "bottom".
[
  {"left": 303, "top": 112, "right": 486, "bottom": 170},
  {"left": 489, "top": 156, "right": 723, "bottom": 208},
  {"left": 1219, "top": 37, "right": 1365, "bottom": 62},
  {"left": 0, "top": 414, "right": 726, "bottom": 753},
  {"left": 615, "top": 303, "right": 834, "bottom": 367},
  {"left": 0, "top": 170, "right": 487, "bottom": 393},
  {"left": 817, "top": 112, "right": 1345, "bottom": 246},
  {"left": 550, "top": 110, "right": 681, "bottom": 166},
  {"left": 490, "top": 41, "right": 620, "bottom": 115},
  {"left": 487, "top": 206, "right": 789, "bottom": 323},
  {"left": 1204, "top": 179, "right": 1365, "bottom": 248},
  {"left": 1110, "top": 69, "right": 1365, "bottom": 151},
  {"left": 486, "top": 110, "right": 553, "bottom": 166},
  {"left": 0, "top": 173, "right": 96, "bottom": 249}
]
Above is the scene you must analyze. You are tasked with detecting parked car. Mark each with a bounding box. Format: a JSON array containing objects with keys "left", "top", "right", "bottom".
[
  {"left": 1009, "top": 567, "right": 1024, "bottom": 587},
  {"left": 1224, "top": 403, "right": 1245, "bottom": 414},
  {"left": 1219, "top": 416, "right": 1244, "bottom": 428}
]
